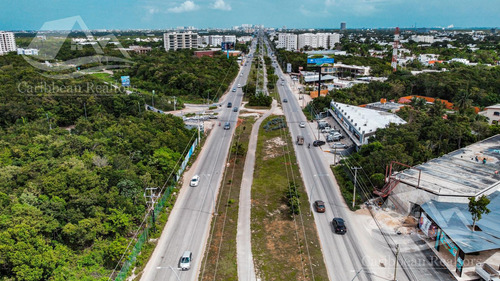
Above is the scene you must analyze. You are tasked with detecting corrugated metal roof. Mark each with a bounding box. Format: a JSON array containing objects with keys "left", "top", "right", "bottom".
[{"left": 421, "top": 191, "right": 500, "bottom": 254}]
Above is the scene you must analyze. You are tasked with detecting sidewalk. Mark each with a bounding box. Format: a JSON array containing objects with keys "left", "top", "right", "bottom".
[{"left": 236, "top": 100, "right": 277, "bottom": 281}]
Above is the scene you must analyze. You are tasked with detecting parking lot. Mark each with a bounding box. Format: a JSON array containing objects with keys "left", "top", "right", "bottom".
[{"left": 314, "top": 116, "right": 356, "bottom": 159}]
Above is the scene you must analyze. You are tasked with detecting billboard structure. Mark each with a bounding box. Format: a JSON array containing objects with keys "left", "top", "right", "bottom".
[
  {"left": 286, "top": 63, "right": 292, "bottom": 73},
  {"left": 222, "top": 41, "right": 235, "bottom": 59},
  {"left": 306, "top": 55, "right": 334, "bottom": 100},
  {"left": 121, "top": 76, "right": 130, "bottom": 87}
]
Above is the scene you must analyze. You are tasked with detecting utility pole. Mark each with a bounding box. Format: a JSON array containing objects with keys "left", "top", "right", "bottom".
[
  {"left": 352, "top": 167, "right": 362, "bottom": 208},
  {"left": 144, "top": 187, "right": 159, "bottom": 233},
  {"left": 84, "top": 103, "right": 88, "bottom": 119},
  {"left": 45, "top": 113, "right": 52, "bottom": 130},
  {"left": 197, "top": 113, "right": 201, "bottom": 143},
  {"left": 173, "top": 96, "right": 177, "bottom": 111},
  {"left": 152, "top": 90, "right": 155, "bottom": 107},
  {"left": 393, "top": 244, "right": 400, "bottom": 281}
]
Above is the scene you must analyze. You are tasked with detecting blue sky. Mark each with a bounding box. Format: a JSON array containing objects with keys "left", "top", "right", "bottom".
[{"left": 0, "top": 0, "right": 499, "bottom": 30}]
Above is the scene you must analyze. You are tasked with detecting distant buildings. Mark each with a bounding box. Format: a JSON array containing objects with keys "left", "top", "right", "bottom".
[
  {"left": 17, "top": 48, "right": 38, "bottom": 56},
  {"left": 340, "top": 22, "right": 346, "bottom": 31},
  {"left": 277, "top": 32, "right": 340, "bottom": 51},
  {"left": 277, "top": 33, "right": 298, "bottom": 51},
  {"left": 0, "top": 31, "right": 16, "bottom": 55},
  {"left": 297, "top": 33, "right": 340, "bottom": 50},
  {"left": 164, "top": 32, "right": 199, "bottom": 51},
  {"left": 199, "top": 35, "right": 236, "bottom": 47},
  {"left": 410, "top": 35, "right": 435, "bottom": 43}
]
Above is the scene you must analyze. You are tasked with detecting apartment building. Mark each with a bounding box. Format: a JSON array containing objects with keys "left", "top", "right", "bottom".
[
  {"left": 297, "top": 33, "right": 339, "bottom": 50},
  {"left": 277, "top": 33, "right": 298, "bottom": 51},
  {"left": 164, "top": 32, "right": 199, "bottom": 51},
  {"left": 0, "top": 31, "right": 16, "bottom": 55}
]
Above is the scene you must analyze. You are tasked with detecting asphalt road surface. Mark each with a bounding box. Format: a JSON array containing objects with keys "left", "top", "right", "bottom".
[
  {"left": 140, "top": 40, "right": 257, "bottom": 281},
  {"left": 266, "top": 38, "right": 411, "bottom": 281}
]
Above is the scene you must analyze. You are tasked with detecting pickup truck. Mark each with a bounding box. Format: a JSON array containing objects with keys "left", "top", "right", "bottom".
[{"left": 296, "top": 135, "right": 304, "bottom": 145}]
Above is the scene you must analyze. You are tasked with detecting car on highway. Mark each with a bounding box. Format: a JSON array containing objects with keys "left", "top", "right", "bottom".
[
  {"left": 227, "top": 102, "right": 232, "bottom": 108},
  {"left": 233, "top": 106, "right": 238, "bottom": 112},
  {"left": 180, "top": 251, "right": 192, "bottom": 270},
  {"left": 232, "top": 88, "right": 236, "bottom": 92},
  {"left": 314, "top": 200, "right": 326, "bottom": 213},
  {"left": 283, "top": 98, "right": 288, "bottom": 103},
  {"left": 190, "top": 175, "right": 200, "bottom": 187},
  {"left": 237, "top": 84, "right": 241, "bottom": 88},
  {"left": 224, "top": 122, "right": 231, "bottom": 130},
  {"left": 332, "top": 218, "right": 347, "bottom": 234},
  {"left": 313, "top": 140, "right": 326, "bottom": 147},
  {"left": 299, "top": 121, "right": 306, "bottom": 128}
]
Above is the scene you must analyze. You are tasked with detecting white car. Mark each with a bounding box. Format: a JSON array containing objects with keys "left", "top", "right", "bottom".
[
  {"left": 190, "top": 175, "right": 200, "bottom": 187},
  {"left": 180, "top": 251, "right": 192, "bottom": 270},
  {"left": 299, "top": 122, "right": 306, "bottom": 128}
]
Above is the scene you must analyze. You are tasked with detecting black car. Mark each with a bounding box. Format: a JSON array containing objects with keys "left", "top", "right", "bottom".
[
  {"left": 313, "top": 140, "right": 326, "bottom": 147},
  {"left": 227, "top": 102, "right": 232, "bottom": 108},
  {"left": 332, "top": 218, "right": 347, "bottom": 234}
]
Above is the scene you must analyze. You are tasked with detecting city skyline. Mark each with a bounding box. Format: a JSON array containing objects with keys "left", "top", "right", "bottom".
[{"left": 1, "top": 0, "right": 499, "bottom": 31}]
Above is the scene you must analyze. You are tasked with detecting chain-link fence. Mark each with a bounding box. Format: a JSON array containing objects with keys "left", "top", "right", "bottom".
[{"left": 114, "top": 186, "right": 174, "bottom": 281}]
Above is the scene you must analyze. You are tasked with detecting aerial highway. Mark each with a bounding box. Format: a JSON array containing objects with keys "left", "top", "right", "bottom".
[
  {"left": 265, "top": 37, "right": 411, "bottom": 281},
  {"left": 140, "top": 40, "right": 257, "bottom": 281}
]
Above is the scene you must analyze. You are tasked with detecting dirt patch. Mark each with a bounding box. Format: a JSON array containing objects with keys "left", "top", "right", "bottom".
[{"left": 263, "top": 137, "right": 286, "bottom": 160}]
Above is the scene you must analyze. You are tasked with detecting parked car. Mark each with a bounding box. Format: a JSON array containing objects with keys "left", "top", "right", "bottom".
[
  {"left": 209, "top": 114, "right": 218, "bottom": 119},
  {"left": 299, "top": 121, "right": 306, "bottom": 128},
  {"left": 190, "top": 175, "right": 200, "bottom": 187},
  {"left": 180, "top": 251, "right": 192, "bottom": 270},
  {"left": 321, "top": 127, "right": 332, "bottom": 133},
  {"left": 326, "top": 135, "right": 336, "bottom": 142},
  {"left": 313, "top": 140, "right": 326, "bottom": 147},
  {"left": 314, "top": 200, "right": 326, "bottom": 213},
  {"left": 332, "top": 218, "right": 347, "bottom": 234},
  {"left": 224, "top": 122, "right": 231, "bottom": 130},
  {"left": 331, "top": 142, "right": 347, "bottom": 149},
  {"left": 233, "top": 106, "right": 238, "bottom": 112}
]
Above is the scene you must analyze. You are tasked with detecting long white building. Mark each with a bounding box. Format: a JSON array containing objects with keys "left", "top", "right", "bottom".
[
  {"left": 277, "top": 33, "right": 298, "bottom": 51},
  {"left": 164, "top": 32, "right": 198, "bottom": 51},
  {"left": 0, "top": 31, "right": 16, "bottom": 55},
  {"left": 297, "top": 33, "right": 339, "bottom": 50}
]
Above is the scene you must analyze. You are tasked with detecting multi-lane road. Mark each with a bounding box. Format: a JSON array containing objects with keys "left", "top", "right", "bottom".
[
  {"left": 140, "top": 40, "right": 257, "bottom": 281},
  {"left": 266, "top": 38, "right": 411, "bottom": 281}
]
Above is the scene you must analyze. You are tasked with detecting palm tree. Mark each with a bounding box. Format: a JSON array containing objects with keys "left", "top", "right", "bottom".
[{"left": 455, "top": 90, "right": 472, "bottom": 112}]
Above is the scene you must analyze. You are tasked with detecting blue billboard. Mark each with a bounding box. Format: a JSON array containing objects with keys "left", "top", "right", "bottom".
[
  {"left": 121, "top": 76, "right": 130, "bottom": 87},
  {"left": 307, "top": 57, "right": 335, "bottom": 65},
  {"left": 221, "top": 42, "right": 235, "bottom": 50}
]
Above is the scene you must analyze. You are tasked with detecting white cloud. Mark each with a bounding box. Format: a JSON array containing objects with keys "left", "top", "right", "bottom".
[
  {"left": 211, "top": 0, "right": 231, "bottom": 11},
  {"left": 168, "top": 1, "right": 199, "bottom": 13}
]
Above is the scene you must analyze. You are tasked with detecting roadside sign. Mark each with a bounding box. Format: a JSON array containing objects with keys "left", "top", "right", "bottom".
[
  {"left": 121, "top": 76, "right": 130, "bottom": 87},
  {"left": 286, "top": 63, "right": 292, "bottom": 73},
  {"left": 307, "top": 57, "right": 335, "bottom": 65}
]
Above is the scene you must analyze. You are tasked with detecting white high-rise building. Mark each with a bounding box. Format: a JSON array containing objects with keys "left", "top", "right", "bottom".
[
  {"left": 329, "top": 33, "right": 340, "bottom": 48},
  {"left": 297, "top": 33, "right": 340, "bottom": 50},
  {"left": 0, "top": 31, "right": 16, "bottom": 55},
  {"left": 277, "top": 33, "right": 298, "bottom": 51},
  {"left": 164, "top": 32, "right": 199, "bottom": 51}
]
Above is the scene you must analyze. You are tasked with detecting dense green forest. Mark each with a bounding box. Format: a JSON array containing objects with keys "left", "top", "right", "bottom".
[
  {"left": 114, "top": 49, "right": 239, "bottom": 103},
  {"left": 0, "top": 53, "right": 207, "bottom": 280}
]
